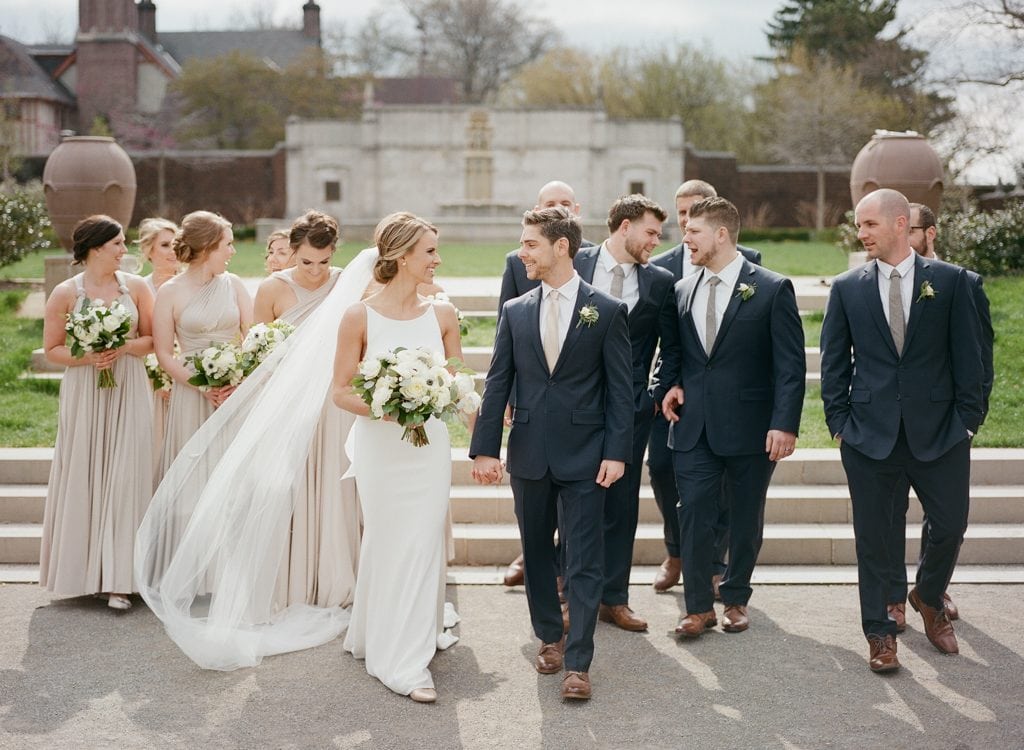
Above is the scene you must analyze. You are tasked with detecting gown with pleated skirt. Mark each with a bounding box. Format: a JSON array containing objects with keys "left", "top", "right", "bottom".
[
  {"left": 40, "top": 272, "right": 154, "bottom": 595},
  {"left": 145, "top": 275, "right": 170, "bottom": 469},
  {"left": 343, "top": 303, "right": 457, "bottom": 695},
  {"left": 269, "top": 267, "right": 361, "bottom": 610}
]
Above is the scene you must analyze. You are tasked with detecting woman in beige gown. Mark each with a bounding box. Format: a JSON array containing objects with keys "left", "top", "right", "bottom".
[
  {"left": 152, "top": 211, "right": 252, "bottom": 485},
  {"left": 253, "top": 210, "right": 360, "bottom": 609},
  {"left": 138, "top": 217, "right": 179, "bottom": 467},
  {"left": 40, "top": 215, "right": 155, "bottom": 610}
]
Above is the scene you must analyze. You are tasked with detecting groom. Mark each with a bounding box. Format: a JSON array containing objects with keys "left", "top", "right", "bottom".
[{"left": 470, "top": 206, "right": 633, "bottom": 701}]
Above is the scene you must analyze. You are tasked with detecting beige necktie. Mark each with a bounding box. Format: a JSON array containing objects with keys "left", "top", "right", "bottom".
[
  {"left": 610, "top": 265, "right": 625, "bottom": 299},
  {"left": 543, "top": 288, "right": 560, "bottom": 371},
  {"left": 889, "top": 269, "right": 905, "bottom": 355},
  {"left": 705, "top": 276, "right": 721, "bottom": 355}
]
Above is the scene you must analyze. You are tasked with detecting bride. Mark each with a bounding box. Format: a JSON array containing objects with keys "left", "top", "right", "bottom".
[
  {"left": 332, "top": 212, "right": 465, "bottom": 703},
  {"left": 135, "top": 213, "right": 460, "bottom": 682}
]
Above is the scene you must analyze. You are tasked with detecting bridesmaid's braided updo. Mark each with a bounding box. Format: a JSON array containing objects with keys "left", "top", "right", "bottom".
[
  {"left": 71, "top": 215, "right": 122, "bottom": 264},
  {"left": 289, "top": 209, "right": 340, "bottom": 251},
  {"left": 173, "top": 211, "right": 231, "bottom": 264},
  {"left": 372, "top": 212, "right": 437, "bottom": 284}
]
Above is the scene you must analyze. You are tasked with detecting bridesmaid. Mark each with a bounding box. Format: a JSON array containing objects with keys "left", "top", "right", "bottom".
[
  {"left": 253, "top": 210, "right": 360, "bottom": 610},
  {"left": 152, "top": 211, "right": 252, "bottom": 485},
  {"left": 40, "top": 215, "right": 155, "bottom": 611},
  {"left": 137, "top": 217, "right": 179, "bottom": 466},
  {"left": 264, "top": 229, "right": 294, "bottom": 274}
]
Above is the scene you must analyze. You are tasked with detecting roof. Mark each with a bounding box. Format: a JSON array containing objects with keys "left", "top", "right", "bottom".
[
  {"left": 369, "top": 77, "right": 461, "bottom": 106},
  {"left": 158, "top": 29, "right": 318, "bottom": 69},
  {"left": 0, "top": 35, "right": 74, "bottom": 105}
]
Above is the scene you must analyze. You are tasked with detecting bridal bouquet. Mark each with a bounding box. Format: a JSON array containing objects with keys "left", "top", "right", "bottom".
[
  {"left": 144, "top": 354, "right": 172, "bottom": 392},
  {"left": 186, "top": 342, "right": 245, "bottom": 390},
  {"left": 351, "top": 346, "right": 481, "bottom": 446},
  {"left": 64, "top": 298, "right": 133, "bottom": 388},
  {"left": 240, "top": 320, "right": 295, "bottom": 375}
]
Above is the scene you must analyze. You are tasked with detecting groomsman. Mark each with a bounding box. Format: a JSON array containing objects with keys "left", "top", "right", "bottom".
[
  {"left": 498, "top": 180, "right": 594, "bottom": 588},
  {"left": 571, "top": 195, "right": 675, "bottom": 631},
  {"left": 654, "top": 197, "right": 805, "bottom": 638},
  {"left": 471, "top": 207, "right": 633, "bottom": 700},
  {"left": 820, "top": 189, "right": 984, "bottom": 673},
  {"left": 648, "top": 180, "right": 763, "bottom": 593},
  {"left": 885, "top": 201, "right": 994, "bottom": 631}
]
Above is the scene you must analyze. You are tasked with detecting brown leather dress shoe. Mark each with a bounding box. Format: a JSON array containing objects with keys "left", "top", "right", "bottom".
[
  {"left": 711, "top": 574, "right": 723, "bottom": 602},
  {"left": 887, "top": 602, "right": 907, "bottom": 633},
  {"left": 675, "top": 610, "right": 717, "bottom": 638},
  {"left": 503, "top": 554, "right": 525, "bottom": 587},
  {"left": 942, "top": 592, "right": 960, "bottom": 620},
  {"left": 653, "top": 557, "right": 681, "bottom": 592},
  {"left": 599, "top": 604, "right": 648, "bottom": 632},
  {"left": 561, "top": 601, "right": 570, "bottom": 633},
  {"left": 908, "top": 587, "right": 959, "bottom": 654},
  {"left": 868, "top": 634, "right": 900, "bottom": 673},
  {"left": 535, "top": 639, "right": 564, "bottom": 674},
  {"left": 561, "top": 671, "right": 591, "bottom": 700},
  {"left": 722, "top": 605, "right": 749, "bottom": 633}
]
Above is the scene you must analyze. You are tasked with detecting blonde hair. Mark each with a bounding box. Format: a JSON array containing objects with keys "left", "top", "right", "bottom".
[
  {"left": 137, "top": 217, "right": 178, "bottom": 261},
  {"left": 173, "top": 211, "right": 231, "bottom": 264},
  {"left": 372, "top": 212, "right": 437, "bottom": 284}
]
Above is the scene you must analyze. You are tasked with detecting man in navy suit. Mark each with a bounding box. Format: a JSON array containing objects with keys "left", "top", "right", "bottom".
[
  {"left": 648, "top": 180, "right": 763, "bottom": 594},
  {"left": 884, "top": 201, "right": 994, "bottom": 632},
  {"left": 654, "top": 197, "right": 805, "bottom": 638},
  {"left": 497, "top": 180, "right": 594, "bottom": 589},
  {"left": 820, "top": 189, "right": 984, "bottom": 673},
  {"left": 570, "top": 194, "right": 675, "bottom": 632},
  {"left": 470, "top": 206, "right": 633, "bottom": 700}
]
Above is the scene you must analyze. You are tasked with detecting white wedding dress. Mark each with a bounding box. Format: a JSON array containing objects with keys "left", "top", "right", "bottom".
[{"left": 344, "top": 304, "right": 458, "bottom": 695}]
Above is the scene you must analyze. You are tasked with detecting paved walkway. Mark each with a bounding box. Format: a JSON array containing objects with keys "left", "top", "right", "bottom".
[{"left": 1, "top": 583, "right": 1021, "bottom": 748}]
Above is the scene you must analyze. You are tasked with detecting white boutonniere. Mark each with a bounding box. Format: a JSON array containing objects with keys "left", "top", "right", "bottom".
[
  {"left": 577, "top": 304, "right": 599, "bottom": 328},
  {"left": 736, "top": 282, "right": 757, "bottom": 301},
  {"left": 916, "top": 280, "right": 937, "bottom": 302}
]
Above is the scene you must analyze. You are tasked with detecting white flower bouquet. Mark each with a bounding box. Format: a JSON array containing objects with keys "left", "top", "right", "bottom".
[
  {"left": 351, "top": 346, "right": 481, "bottom": 446},
  {"left": 186, "top": 342, "right": 245, "bottom": 391},
  {"left": 144, "top": 353, "right": 172, "bottom": 392},
  {"left": 240, "top": 320, "right": 296, "bottom": 376},
  {"left": 64, "top": 298, "right": 133, "bottom": 388}
]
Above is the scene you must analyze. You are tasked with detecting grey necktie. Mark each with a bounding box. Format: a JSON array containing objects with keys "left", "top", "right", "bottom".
[
  {"left": 705, "top": 276, "right": 721, "bottom": 355},
  {"left": 610, "top": 265, "right": 625, "bottom": 299},
  {"left": 543, "top": 289, "right": 560, "bottom": 371},
  {"left": 889, "top": 269, "right": 905, "bottom": 355}
]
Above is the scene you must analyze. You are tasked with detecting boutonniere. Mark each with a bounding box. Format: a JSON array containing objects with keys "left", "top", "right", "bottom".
[
  {"left": 735, "top": 282, "right": 757, "bottom": 302},
  {"left": 916, "top": 280, "right": 937, "bottom": 302},
  {"left": 577, "top": 304, "right": 599, "bottom": 328}
]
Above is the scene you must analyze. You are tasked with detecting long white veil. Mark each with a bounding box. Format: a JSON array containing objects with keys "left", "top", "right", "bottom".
[{"left": 135, "top": 246, "right": 378, "bottom": 671}]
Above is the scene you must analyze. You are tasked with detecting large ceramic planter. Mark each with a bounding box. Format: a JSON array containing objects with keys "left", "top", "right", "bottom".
[{"left": 850, "top": 130, "right": 944, "bottom": 212}]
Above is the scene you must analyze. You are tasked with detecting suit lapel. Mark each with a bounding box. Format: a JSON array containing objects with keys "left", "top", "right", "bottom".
[
  {"left": 575, "top": 246, "right": 599, "bottom": 284},
  {"left": 903, "top": 254, "right": 931, "bottom": 353},
  {"left": 522, "top": 287, "right": 549, "bottom": 373},
  {"left": 858, "top": 261, "right": 900, "bottom": 358},
  {"left": 680, "top": 273, "right": 705, "bottom": 357},
  {"left": 553, "top": 285, "right": 591, "bottom": 373},
  {"left": 709, "top": 262, "right": 751, "bottom": 358}
]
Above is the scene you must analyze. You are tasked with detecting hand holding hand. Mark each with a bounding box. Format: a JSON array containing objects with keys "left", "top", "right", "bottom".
[
  {"left": 596, "top": 460, "right": 625, "bottom": 488},
  {"left": 472, "top": 456, "right": 504, "bottom": 485},
  {"left": 766, "top": 430, "right": 797, "bottom": 461}
]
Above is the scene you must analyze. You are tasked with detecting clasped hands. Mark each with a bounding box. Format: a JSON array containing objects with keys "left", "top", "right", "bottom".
[{"left": 472, "top": 457, "right": 625, "bottom": 487}]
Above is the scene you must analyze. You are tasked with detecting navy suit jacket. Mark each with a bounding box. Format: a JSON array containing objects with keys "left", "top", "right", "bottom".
[
  {"left": 572, "top": 245, "right": 676, "bottom": 412},
  {"left": 820, "top": 255, "right": 985, "bottom": 462},
  {"left": 966, "top": 270, "right": 994, "bottom": 420},
  {"left": 470, "top": 280, "right": 633, "bottom": 481},
  {"left": 653, "top": 260, "right": 806, "bottom": 456},
  {"left": 650, "top": 243, "right": 762, "bottom": 282},
  {"left": 497, "top": 239, "right": 596, "bottom": 318}
]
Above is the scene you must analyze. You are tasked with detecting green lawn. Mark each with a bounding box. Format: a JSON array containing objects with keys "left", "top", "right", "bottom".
[{"left": 0, "top": 292, "right": 60, "bottom": 447}]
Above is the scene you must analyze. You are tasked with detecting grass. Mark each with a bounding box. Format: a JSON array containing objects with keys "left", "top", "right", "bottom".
[
  {"left": 0, "top": 292, "right": 60, "bottom": 447},
  {"left": 2, "top": 239, "right": 847, "bottom": 281}
]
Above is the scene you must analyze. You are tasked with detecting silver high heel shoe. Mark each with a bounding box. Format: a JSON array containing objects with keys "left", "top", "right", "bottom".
[{"left": 409, "top": 688, "right": 437, "bottom": 703}]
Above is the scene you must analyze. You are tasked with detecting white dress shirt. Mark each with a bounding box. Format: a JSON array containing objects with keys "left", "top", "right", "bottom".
[
  {"left": 691, "top": 253, "right": 744, "bottom": 353},
  {"left": 592, "top": 243, "right": 639, "bottom": 311},
  {"left": 540, "top": 272, "right": 581, "bottom": 353},
  {"left": 876, "top": 252, "right": 915, "bottom": 327}
]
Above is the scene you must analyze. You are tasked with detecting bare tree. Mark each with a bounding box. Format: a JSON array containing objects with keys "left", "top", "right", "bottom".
[{"left": 950, "top": 0, "right": 1024, "bottom": 86}]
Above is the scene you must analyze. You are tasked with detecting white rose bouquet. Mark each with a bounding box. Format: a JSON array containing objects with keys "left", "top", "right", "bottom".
[
  {"left": 64, "top": 298, "right": 133, "bottom": 388},
  {"left": 186, "top": 342, "right": 245, "bottom": 391},
  {"left": 351, "top": 346, "right": 481, "bottom": 446},
  {"left": 240, "top": 320, "right": 296, "bottom": 376},
  {"left": 144, "top": 353, "right": 172, "bottom": 392}
]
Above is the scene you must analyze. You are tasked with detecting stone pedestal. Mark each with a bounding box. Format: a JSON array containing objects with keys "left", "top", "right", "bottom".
[{"left": 44, "top": 254, "right": 74, "bottom": 299}]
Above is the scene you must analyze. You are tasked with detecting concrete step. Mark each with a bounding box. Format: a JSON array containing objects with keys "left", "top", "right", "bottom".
[
  {"left": 0, "top": 564, "right": 40, "bottom": 584},
  {"left": 0, "top": 524, "right": 41, "bottom": 564},
  {"left": 449, "top": 522, "right": 1024, "bottom": 566},
  {"left": 0, "top": 485, "right": 48, "bottom": 523},
  {"left": 0, "top": 449, "right": 53, "bottom": 484}
]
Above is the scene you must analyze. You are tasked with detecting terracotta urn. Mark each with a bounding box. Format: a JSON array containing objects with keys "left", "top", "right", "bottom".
[
  {"left": 42, "top": 136, "right": 137, "bottom": 251},
  {"left": 850, "top": 130, "right": 944, "bottom": 212}
]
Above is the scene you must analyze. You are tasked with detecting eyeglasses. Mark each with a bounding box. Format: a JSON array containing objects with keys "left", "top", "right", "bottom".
[{"left": 909, "top": 226, "right": 925, "bottom": 230}]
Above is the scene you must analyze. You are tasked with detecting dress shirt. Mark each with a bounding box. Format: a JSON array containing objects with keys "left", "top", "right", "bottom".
[
  {"left": 691, "top": 252, "right": 744, "bottom": 353},
  {"left": 592, "top": 243, "right": 639, "bottom": 311},
  {"left": 876, "top": 252, "right": 915, "bottom": 327},
  {"left": 540, "top": 272, "right": 580, "bottom": 354}
]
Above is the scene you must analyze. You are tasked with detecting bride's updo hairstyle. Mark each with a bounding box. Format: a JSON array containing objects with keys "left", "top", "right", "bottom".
[
  {"left": 173, "top": 210, "right": 231, "bottom": 264},
  {"left": 289, "top": 209, "right": 340, "bottom": 250},
  {"left": 71, "top": 214, "right": 122, "bottom": 264},
  {"left": 372, "top": 211, "right": 437, "bottom": 284}
]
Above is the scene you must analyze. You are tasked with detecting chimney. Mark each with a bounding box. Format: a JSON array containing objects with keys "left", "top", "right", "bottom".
[
  {"left": 78, "top": 0, "right": 138, "bottom": 34},
  {"left": 302, "top": 2, "right": 321, "bottom": 45},
  {"left": 137, "top": 1, "right": 157, "bottom": 43}
]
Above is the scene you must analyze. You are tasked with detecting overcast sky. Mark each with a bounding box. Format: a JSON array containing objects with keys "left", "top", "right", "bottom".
[{"left": 2, "top": 0, "right": 1019, "bottom": 182}]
